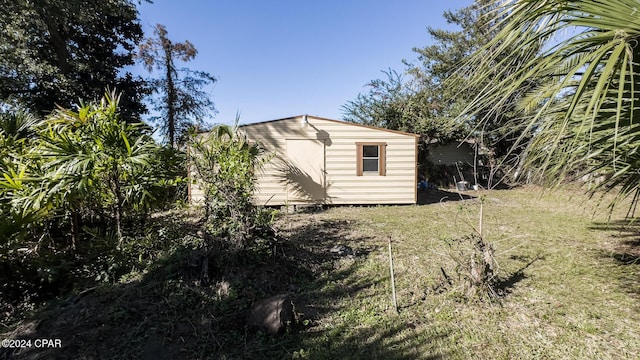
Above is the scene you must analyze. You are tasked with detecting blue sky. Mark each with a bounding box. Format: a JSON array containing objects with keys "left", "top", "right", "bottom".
[{"left": 135, "top": 0, "right": 473, "bottom": 125}]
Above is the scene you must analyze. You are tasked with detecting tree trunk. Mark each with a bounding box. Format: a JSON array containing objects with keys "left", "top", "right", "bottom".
[
  {"left": 35, "top": 4, "right": 71, "bottom": 75},
  {"left": 164, "top": 47, "right": 176, "bottom": 148},
  {"left": 70, "top": 209, "right": 79, "bottom": 253},
  {"left": 114, "top": 190, "right": 124, "bottom": 244},
  {"left": 110, "top": 168, "right": 124, "bottom": 244}
]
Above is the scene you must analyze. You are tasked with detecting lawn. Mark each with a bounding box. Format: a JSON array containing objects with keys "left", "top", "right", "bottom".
[
  {"left": 2, "top": 186, "right": 639, "bottom": 359},
  {"left": 279, "top": 186, "right": 640, "bottom": 359}
]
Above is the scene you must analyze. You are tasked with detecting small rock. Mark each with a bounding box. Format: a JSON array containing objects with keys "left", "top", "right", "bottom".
[
  {"left": 247, "top": 294, "right": 295, "bottom": 335},
  {"left": 330, "top": 245, "right": 353, "bottom": 256}
]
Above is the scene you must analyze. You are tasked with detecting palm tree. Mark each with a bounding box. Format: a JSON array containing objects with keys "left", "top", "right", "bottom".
[
  {"left": 35, "top": 91, "right": 161, "bottom": 244},
  {"left": 460, "top": 0, "right": 640, "bottom": 209},
  {"left": 0, "top": 108, "right": 41, "bottom": 239},
  {"left": 189, "top": 122, "right": 269, "bottom": 251},
  {"left": 0, "top": 108, "right": 39, "bottom": 142}
]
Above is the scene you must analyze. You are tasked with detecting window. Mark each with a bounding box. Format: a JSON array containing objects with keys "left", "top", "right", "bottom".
[
  {"left": 356, "top": 142, "right": 386, "bottom": 176},
  {"left": 362, "top": 145, "right": 379, "bottom": 172}
]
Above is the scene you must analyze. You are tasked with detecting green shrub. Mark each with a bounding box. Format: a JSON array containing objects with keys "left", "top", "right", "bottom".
[
  {"left": 0, "top": 92, "right": 184, "bottom": 310},
  {"left": 189, "top": 124, "right": 275, "bottom": 253}
]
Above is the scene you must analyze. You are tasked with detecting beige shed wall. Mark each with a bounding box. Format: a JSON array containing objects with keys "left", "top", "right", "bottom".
[{"left": 190, "top": 116, "right": 417, "bottom": 205}]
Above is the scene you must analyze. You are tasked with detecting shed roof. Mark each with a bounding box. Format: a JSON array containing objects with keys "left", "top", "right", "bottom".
[{"left": 238, "top": 115, "right": 420, "bottom": 138}]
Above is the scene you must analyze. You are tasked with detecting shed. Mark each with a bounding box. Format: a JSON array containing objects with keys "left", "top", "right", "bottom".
[{"left": 189, "top": 115, "right": 419, "bottom": 205}]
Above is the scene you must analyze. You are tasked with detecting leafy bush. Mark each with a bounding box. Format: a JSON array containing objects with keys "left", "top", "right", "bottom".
[
  {"left": 0, "top": 108, "right": 42, "bottom": 240},
  {"left": 32, "top": 92, "right": 170, "bottom": 242},
  {"left": 0, "top": 92, "right": 184, "bottom": 310},
  {"left": 189, "top": 124, "right": 275, "bottom": 253}
]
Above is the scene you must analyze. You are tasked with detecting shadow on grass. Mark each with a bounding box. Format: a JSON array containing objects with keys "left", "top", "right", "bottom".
[
  {"left": 590, "top": 219, "right": 640, "bottom": 240},
  {"left": 277, "top": 218, "right": 448, "bottom": 359},
  {"left": 590, "top": 220, "right": 640, "bottom": 265},
  {"left": 1, "top": 214, "right": 448, "bottom": 359},
  {"left": 417, "top": 189, "right": 475, "bottom": 205},
  {"left": 589, "top": 220, "right": 640, "bottom": 299},
  {"left": 495, "top": 255, "right": 543, "bottom": 296}
]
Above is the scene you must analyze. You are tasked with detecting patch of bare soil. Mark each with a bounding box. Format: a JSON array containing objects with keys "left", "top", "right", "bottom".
[{"left": 1, "top": 211, "right": 375, "bottom": 359}]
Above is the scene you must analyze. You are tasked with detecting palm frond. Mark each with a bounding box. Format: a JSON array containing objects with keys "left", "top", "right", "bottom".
[{"left": 458, "top": 0, "right": 640, "bottom": 209}]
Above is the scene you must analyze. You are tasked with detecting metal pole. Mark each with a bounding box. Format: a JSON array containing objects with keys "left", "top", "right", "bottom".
[{"left": 388, "top": 237, "right": 398, "bottom": 313}]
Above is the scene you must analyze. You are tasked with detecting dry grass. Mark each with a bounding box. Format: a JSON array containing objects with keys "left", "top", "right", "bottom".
[
  {"left": 2, "top": 186, "right": 639, "bottom": 359},
  {"left": 282, "top": 186, "right": 640, "bottom": 359}
]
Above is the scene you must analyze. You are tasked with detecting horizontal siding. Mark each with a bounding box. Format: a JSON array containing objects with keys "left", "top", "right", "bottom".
[
  {"left": 327, "top": 166, "right": 415, "bottom": 174},
  {"left": 327, "top": 184, "right": 413, "bottom": 197},
  {"left": 328, "top": 141, "right": 414, "bottom": 145},
  {"left": 328, "top": 195, "right": 415, "bottom": 205},
  {"left": 189, "top": 190, "right": 416, "bottom": 206},
  {"left": 190, "top": 116, "right": 417, "bottom": 205},
  {"left": 326, "top": 176, "right": 413, "bottom": 183},
  {"left": 326, "top": 150, "right": 415, "bottom": 158},
  {"left": 254, "top": 169, "right": 286, "bottom": 206},
  {"left": 326, "top": 160, "right": 416, "bottom": 167},
  {"left": 322, "top": 116, "right": 415, "bottom": 205},
  {"left": 253, "top": 194, "right": 287, "bottom": 206}
]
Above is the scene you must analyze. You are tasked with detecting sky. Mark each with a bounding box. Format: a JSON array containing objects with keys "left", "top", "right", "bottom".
[{"left": 135, "top": 0, "right": 474, "bottom": 126}]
